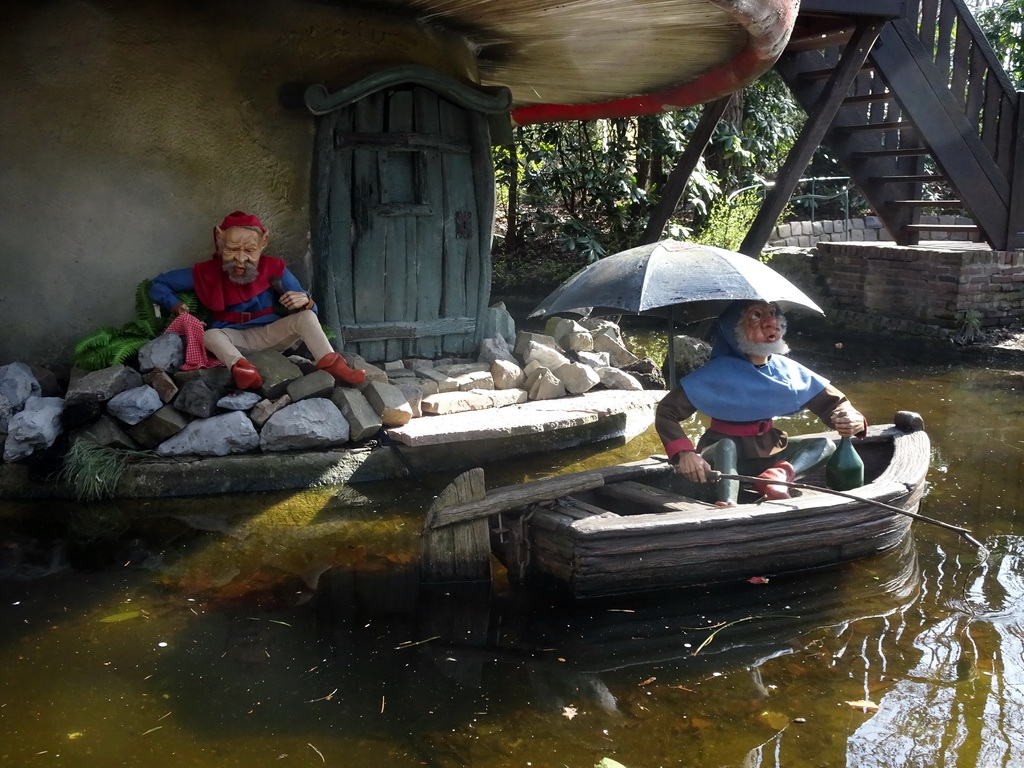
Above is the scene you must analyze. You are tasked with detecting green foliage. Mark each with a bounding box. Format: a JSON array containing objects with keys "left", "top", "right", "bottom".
[
  {"left": 493, "top": 75, "right": 810, "bottom": 294},
  {"left": 57, "top": 439, "right": 134, "bottom": 502},
  {"left": 953, "top": 309, "right": 983, "bottom": 345},
  {"left": 694, "top": 190, "right": 765, "bottom": 252},
  {"left": 73, "top": 279, "right": 173, "bottom": 370},
  {"left": 978, "top": 0, "right": 1024, "bottom": 87}
]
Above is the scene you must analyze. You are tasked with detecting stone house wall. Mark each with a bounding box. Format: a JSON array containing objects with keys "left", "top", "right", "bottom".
[{"left": 767, "top": 242, "right": 1024, "bottom": 336}]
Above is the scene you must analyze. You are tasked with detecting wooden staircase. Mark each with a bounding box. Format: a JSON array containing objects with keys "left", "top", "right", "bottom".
[{"left": 740, "top": 0, "right": 1024, "bottom": 255}]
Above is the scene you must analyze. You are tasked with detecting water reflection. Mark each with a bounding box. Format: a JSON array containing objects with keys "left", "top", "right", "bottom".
[{"left": 3, "top": 351, "right": 1024, "bottom": 766}]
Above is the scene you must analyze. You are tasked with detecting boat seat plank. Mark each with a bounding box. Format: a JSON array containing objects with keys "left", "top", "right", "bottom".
[{"left": 593, "top": 480, "right": 707, "bottom": 513}]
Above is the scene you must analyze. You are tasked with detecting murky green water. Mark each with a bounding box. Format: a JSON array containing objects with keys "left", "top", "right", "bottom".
[{"left": 2, "top": 338, "right": 1024, "bottom": 767}]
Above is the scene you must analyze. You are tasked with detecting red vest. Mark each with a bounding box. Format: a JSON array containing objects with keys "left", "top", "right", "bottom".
[{"left": 191, "top": 256, "right": 287, "bottom": 313}]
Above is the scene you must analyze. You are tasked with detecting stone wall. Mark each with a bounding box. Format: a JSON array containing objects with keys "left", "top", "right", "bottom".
[
  {"left": 767, "top": 242, "right": 1024, "bottom": 336},
  {"left": 768, "top": 215, "right": 982, "bottom": 248}
]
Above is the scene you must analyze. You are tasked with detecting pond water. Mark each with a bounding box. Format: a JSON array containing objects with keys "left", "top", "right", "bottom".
[{"left": 2, "top": 335, "right": 1023, "bottom": 767}]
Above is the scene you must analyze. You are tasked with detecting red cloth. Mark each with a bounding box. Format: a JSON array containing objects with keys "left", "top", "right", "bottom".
[
  {"left": 164, "top": 313, "right": 224, "bottom": 370},
  {"left": 191, "top": 256, "right": 286, "bottom": 313}
]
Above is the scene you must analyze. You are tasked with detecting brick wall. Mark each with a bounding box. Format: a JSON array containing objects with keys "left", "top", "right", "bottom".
[{"left": 767, "top": 242, "right": 1024, "bottom": 336}]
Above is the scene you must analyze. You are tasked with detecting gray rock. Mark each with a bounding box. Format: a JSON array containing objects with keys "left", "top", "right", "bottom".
[
  {"left": 3, "top": 396, "right": 64, "bottom": 462},
  {"left": 286, "top": 370, "right": 336, "bottom": 402},
  {"left": 528, "top": 369, "right": 566, "bottom": 401},
  {"left": 0, "top": 393, "right": 12, "bottom": 436},
  {"left": 329, "top": 387, "right": 382, "bottom": 442},
  {"left": 247, "top": 350, "right": 303, "bottom": 399},
  {"left": 64, "top": 365, "right": 142, "bottom": 407},
  {"left": 249, "top": 395, "right": 292, "bottom": 429},
  {"left": 523, "top": 340, "right": 571, "bottom": 370},
  {"left": 554, "top": 362, "right": 600, "bottom": 394},
  {"left": 71, "top": 415, "right": 141, "bottom": 451},
  {"left": 28, "top": 365, "right": 62, "bottom": 397},
  {"left": 577, "top": 350, "right": 611, "bottom": 368},
  {"left": 593, "top": 332, "right": 640, "bottom": 368},
  {"left": 490, "top": 359, "right": 525, "bottom": 390},
  {"left": 217, "top": 392, "right": 262, "bottom": 411},
  {"left": 260, "top": 399, "right": 350, "bottom": 452},
  {"left": 107, "top": 385, "right": 163, "bottom": 425},
  {"left": 478, "top": 334, "right": 518, "bottom": 365},
  {"left": 394, "top": 382, "right": 425, "bottom": 418},
  {"left": 481, "top": 301, "right": 517, "bottom": 346},
  {"left": 362, "top": 380, "right": 414, "bottom": 427},
  {"left": 145, "top": 369, "right": 180, "bottom": 403},
  {"left": 127, "top": 405, "right": 191, "bottom": 449},
  {"left": 174, "top": 377, "right": 224, "bottom": 419},
  {"left": 0, "top": 362, "right": 41, "bottom": 410},
  {"left": 514, "top": 331, "right": 562, "bottom": 358},
  {"left": 156, "top": 411, "right": 260, "bottom": 457},
  {"left": 597, "top": 367, "right": 644, "bottom": 391},
  {"left": 137, "top": 333, "right": 185, "bottom": 373}
]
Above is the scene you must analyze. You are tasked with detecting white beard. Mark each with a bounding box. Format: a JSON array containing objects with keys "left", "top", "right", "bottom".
[
  {"left": 734, "top": 312, "right": 789, "bottom": 358},
  {"left": 735, "top": 337, "right": 790, "bottom": 358}
]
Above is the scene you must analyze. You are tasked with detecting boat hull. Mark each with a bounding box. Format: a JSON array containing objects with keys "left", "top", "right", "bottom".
[{"left": 504, "top": 424, "right": 930, "bottom": 598}]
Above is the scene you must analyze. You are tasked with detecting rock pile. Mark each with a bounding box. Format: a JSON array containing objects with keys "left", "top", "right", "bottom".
[{"left": 0, "top": 311, "right": 660, "bottom": 463}]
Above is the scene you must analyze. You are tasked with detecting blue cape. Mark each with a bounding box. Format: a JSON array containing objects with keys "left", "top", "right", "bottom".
[{"left": 681, "top": 301, "right": 829, "bottom": 422}]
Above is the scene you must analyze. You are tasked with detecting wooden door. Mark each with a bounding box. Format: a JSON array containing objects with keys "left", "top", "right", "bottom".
[{"left": 312, "top": 84, "right": 495, "bottom": 362}]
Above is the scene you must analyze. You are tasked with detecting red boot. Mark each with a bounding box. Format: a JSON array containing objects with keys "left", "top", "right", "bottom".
[
  {"left": 231, "top": 358, "right": 263, "bottom": 390},
  {"left": 316, "top": 352, "right": 366, "bottom": 386},
  {"left": 753, "top": 461, "right": 795, "bottom": 500}
]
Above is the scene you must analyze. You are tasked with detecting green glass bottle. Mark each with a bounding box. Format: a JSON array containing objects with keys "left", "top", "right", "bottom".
[{"left": 826, "top": 436, "right": 864, "bottom": 491}]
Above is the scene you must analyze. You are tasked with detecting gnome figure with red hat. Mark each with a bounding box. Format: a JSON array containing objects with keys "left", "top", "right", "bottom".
[{"left": 149, "top": 211, "right": 365, "bottom": 390}]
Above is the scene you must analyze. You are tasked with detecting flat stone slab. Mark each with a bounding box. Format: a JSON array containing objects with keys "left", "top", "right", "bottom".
[{"left": 386, "top": 389, "right": 665, "bottom": 447}]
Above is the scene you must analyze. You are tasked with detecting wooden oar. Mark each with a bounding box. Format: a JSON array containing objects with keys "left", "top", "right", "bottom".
[{"left": 707, "top": 470, "right": 986, "bottom": 550}]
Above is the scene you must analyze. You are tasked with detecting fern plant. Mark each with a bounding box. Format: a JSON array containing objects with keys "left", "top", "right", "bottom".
[{"left": 73, "top": 279, "right": 174, "bottom": 370}]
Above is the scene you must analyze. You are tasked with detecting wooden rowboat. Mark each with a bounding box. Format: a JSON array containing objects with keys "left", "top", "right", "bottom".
[{"left": 422, "top": 411, "right": 931, "bottom": 599}]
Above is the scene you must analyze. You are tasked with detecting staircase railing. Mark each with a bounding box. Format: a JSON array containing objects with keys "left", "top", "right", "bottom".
[{"left": 908, "top": 0, "right": 1019, "bottom": 183}]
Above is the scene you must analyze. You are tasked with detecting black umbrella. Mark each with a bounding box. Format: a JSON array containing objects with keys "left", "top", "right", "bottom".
[{"left": 529, "top": 240, "right": 824, "bottom": 382}]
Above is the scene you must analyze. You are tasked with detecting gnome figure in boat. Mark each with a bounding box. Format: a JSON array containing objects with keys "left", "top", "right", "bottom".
[
  {"left": 149, "top": 210, "right": 365, "bottom": 391},
  {"left": 655, "top": 299, "right": 867, "bottom": 506}
]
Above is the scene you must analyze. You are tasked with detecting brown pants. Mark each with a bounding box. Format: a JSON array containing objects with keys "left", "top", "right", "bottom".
[{"left": 203, "top": 310, "right": 334, "bottom": 369}]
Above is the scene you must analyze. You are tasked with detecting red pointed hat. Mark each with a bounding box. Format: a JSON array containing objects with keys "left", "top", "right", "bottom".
[{"left": 218, "top": 210, "right": 265, "bottom": 231}]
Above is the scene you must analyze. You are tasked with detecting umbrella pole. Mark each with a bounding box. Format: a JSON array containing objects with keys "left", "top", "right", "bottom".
[{"left": 667, "top": 306, "right": 676, "bottom": 387}]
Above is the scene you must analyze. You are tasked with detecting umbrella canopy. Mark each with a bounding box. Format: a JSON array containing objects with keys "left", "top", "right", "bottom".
[{"left": 529, "top": 240, "right": 824, "bottom": 321}]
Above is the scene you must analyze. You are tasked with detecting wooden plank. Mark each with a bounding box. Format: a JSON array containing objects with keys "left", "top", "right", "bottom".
[
  {"left": 413, "top": 87, "right": 445, "bottom": 358},
  {"left": 333, "top": 132, "right": 471, "bottom": 153},
  {"left": 427, "top": 459, "right": 673, "bottom": 529},
  {"left": 872, "top": 19, "right": 1010, "bottom": 247},
  {"left": 742, "top": 20, "right": 885, "bottom": 256},
  {"left": 383, "top": 89, "right": 415, "bottom": 361},
  {"left": 438, "top": 98, "right": 473, "bottom": 356},
  {"left": 420, "top": 468, "right": 490, "bottom": 584},
  {"left": 918, "top": 0, "right": 938, "bottom": 59},
  {"left": 341, "top": 317, "right": 475, "bottom": 342},
  {"left": 310, "top": 113, "right": 343, "bottom": 336},
  {"left": 1006, "top": 91, "right": 1024, "bottom": 250},
  {"left": 352, "top": 93, "right": 387, "bottom": 362},
  {"left": 950, "top": 18, "right": 972, "bottom": 111},
  {"left": 468, "top": 110, "right": 495, "bottom": 355},
  {"left": 934, "top": 0, "right": 955, "bottom": 82},
  {"left": 798, "top": 0, "right": 905, "bottom": 16},
  {"left": 329, "top": 109, "right": 356, "bottom": 333}
]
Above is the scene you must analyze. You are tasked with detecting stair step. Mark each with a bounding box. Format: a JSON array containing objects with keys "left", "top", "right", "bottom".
[
  {"left": 843, "top": 92, "right": 894, "bottom": 105},
  {"left": 873, "top": 174, "right": 945, "bottom": 183},
  {"left": 837, "top": 120, "right": 913, "bottom": 133},
  {"left": 892, "top": 199, "right": 963, "bottom": 207},
  {"left": 904, "top": 223, "right": 980, "bottom": 231},
  {"left": 852, "top": 147, "right": 930, "bottom": 158},
  {"left": 801, "top": 64, "right": 878, "bottom": 80}
]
